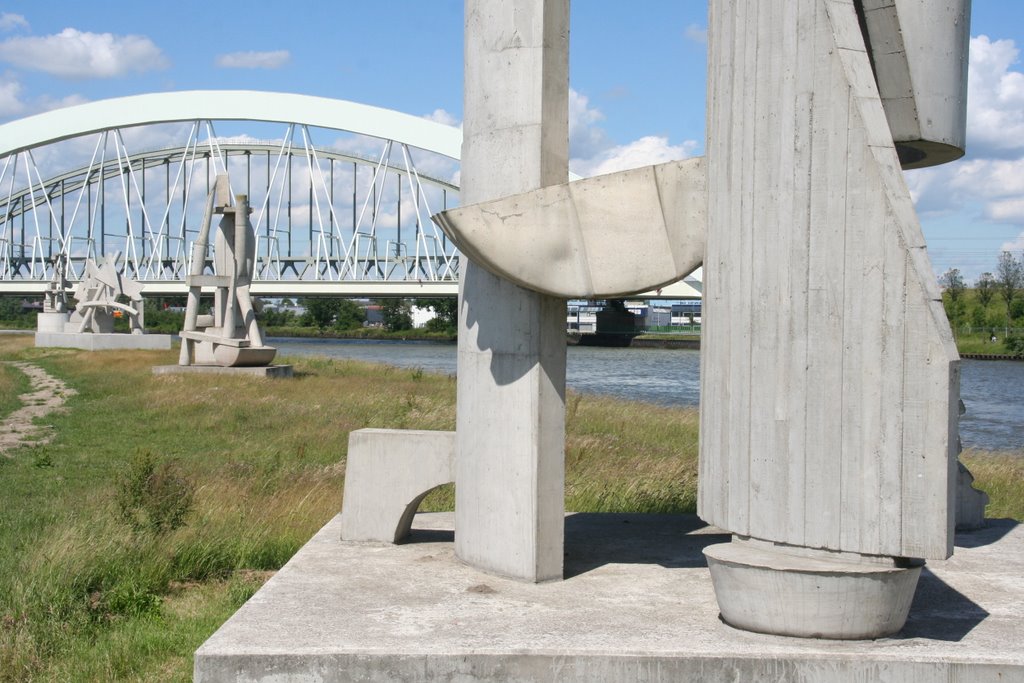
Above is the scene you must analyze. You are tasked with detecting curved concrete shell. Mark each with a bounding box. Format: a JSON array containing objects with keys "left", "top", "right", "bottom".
[{"left": 433, "top": 158, "right": 705, "bottom": 298}]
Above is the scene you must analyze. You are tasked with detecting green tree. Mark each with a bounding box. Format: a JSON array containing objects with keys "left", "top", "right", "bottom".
[
  {"left": 413, "top": 297, "right": 457, "bottom": 334},
  {"left": 334, "top": 299, "right": 366, "bottom": 330},
  {"left": 301, "top": 298, "right": 342, "bottom": 331},
  {"left": 996, "top": 251, "right": 1023, "bottom": 311},
  {"left": 976, "top": 272, "right": 996, "bottom": 307},
  {"left": 378, "top": 298, "right": 413, "bottom": 332},
  {"left": 939, "top": 268, "right": 965, "bottom": 302}
]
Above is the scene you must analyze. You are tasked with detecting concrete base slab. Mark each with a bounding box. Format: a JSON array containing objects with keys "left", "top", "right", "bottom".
[
  {"left": 151, "top": 364, "right": 293, "bottom": 378},
  {"left": 35, "top": 332, "right": 172, "bottom": 351},
  {"left": 195, "top": 513, "right": 1024, "bottom": 682}
]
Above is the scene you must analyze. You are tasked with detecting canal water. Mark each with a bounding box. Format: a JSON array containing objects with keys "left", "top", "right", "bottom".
[{"left": 270, "top": 337, "right": 1022, "bottom": 452}]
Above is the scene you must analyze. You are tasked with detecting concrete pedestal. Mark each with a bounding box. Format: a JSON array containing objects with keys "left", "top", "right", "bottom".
[
  {"left": 704, "top": 539, "right": 921, "bottom": 639},
  {"left": 194, "top": 513, "right": 1024, "bottom": 682},
  {"left": 151, "top": 364, "right": 293, "bottom": 378},
  {"left": 35, "top": 331, "right": 172, "bottom": 351}
]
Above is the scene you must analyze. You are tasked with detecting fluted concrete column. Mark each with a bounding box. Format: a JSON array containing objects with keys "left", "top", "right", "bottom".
[{"left": 455, "top": 0, "right": 569, "bottom": 582}]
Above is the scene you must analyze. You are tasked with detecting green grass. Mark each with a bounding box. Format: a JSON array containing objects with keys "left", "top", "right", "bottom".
[
  {"left": 0, "top": 360, "right": 30, "bottom": 420},
  {"left": 962, "top": 449, "right": 1024, "bottom": 520},
  {"left": 0, "top": 333, "right": 1019, "bottom": 681}
]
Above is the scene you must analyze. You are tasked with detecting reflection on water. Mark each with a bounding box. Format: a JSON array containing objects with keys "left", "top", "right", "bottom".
[{"left": 270, "top": 337, "right": 1022, "bottom": 452}]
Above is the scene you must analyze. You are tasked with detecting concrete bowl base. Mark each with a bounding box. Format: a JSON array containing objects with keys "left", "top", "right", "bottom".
[{"left": 704, "top": 538, "right": 922, "bottom": 639}]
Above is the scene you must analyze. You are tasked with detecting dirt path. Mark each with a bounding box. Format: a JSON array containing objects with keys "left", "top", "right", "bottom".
[{"left": 0, "top": 362, "right": 76, "bottom": 456}]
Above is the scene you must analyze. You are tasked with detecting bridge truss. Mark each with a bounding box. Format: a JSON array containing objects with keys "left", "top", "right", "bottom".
[
  {"left": 0, "top": 91, "right": 701, "bottom": 299},
  {"left": 0, "top": 91, "right": 463, "bottom": 296}
]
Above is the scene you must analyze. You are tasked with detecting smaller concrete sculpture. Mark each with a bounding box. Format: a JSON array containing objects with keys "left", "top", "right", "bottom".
[
  {"left": 41, "top": 254, "right": 70, "bottom": 315},
  {"left": 36, "top": 253, "right": 171, "bottom": 350},
  {"left": 70, "top": 253, "right": 146, "bottom": 335},
  {"left": 178, "top": 174, "right": 276, "bottom": 368}
]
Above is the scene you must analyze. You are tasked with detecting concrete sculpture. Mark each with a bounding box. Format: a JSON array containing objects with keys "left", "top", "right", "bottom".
[
  {"left": 698, "top": 0, "right": 970, "bottom": 637},
  {"left": 36, "top": 253, "right": 171, "bottom": 350},
  {"left": 177, "top": 174, "right": 277, "bottom": 368},
  {"left": 341, "top": 0, "right": 971, "bottom": 640}
]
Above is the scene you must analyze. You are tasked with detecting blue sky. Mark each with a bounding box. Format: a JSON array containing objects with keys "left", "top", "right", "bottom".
[{"left": 0, "top": 1, "right": 1021, "bottom": 280}]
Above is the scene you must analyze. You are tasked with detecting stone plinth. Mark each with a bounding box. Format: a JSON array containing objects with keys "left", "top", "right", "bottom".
[
  {"left": 35, "top": 332, "right": 172, "bottom": 351},
  {"left": 194, "top": 513, "right": 1024, "bottom": 682},
  {"left": 151, "top": 364, "right": 292, "bottom": 378}
]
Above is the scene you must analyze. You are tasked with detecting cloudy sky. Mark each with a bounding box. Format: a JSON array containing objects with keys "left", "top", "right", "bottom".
[{"left": 0, "top": 1, "right": 1021, "bottom": 279}]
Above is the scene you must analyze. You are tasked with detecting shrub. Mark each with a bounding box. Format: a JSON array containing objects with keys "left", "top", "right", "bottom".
[{"left": 116, "top": 453, "right": 196, "bottom": 534}]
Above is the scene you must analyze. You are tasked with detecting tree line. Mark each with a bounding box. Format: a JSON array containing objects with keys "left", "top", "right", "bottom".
[{"left": 939, "top": 250, "right": 1024, "bottom": 355}]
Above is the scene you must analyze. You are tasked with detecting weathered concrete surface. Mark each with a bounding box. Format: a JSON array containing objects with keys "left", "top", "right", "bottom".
[
  {"left": 699, "top": 0, "right": 961, "bottom": 563},
  {"left": 861, "top": 0, "right": 971, "bottom": 168},
  {"left": 704, "top": 539, "right": 921, "bottom": 639},
  {"left": 35, "top": 331, "right": 172, "bottom": 350},
  {"left": 434, "top": 158, "right": 706, "bottom": 298},
  {"left": 455, "top": 0, "right": 569, "bottom": 582},
  {"left": 151, "top": 364, "right": 292, "bottom": 378},
  {"left": 195, "top": 513, "right": 1024, "bottom": 682},
  {"left": 341, "top": 429, "right": 454, "bottom": 543}
]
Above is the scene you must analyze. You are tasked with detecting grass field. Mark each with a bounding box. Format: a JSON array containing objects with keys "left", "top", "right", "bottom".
[{"left": 0, "top": 333, "right": 1019, "bottom": 681}]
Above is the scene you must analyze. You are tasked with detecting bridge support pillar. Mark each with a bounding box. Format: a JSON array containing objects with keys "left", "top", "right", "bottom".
[{"left": 454, "top": 0, "right": 569, "bottom": 582}]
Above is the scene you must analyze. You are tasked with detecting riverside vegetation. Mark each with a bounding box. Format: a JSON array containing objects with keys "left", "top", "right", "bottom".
[{"left": 0, "top": 334, "right": 1020, "bottom": 681}]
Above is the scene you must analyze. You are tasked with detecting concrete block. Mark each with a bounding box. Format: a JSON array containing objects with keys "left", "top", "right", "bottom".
[
  {"left": 340, "top": 429, "right": 455, "bottom": 543},
  {"left": 35, "top": 332, "right": 173, "bottom": 351},
  {"left": 956, "top": 461, "right": 989, "bottom": 531},
  {"left": 434, "top": 158, "right": 706, "bottom": 298},
  {"left": 151, "top": 364, "right": 292, "bottom": 378}
]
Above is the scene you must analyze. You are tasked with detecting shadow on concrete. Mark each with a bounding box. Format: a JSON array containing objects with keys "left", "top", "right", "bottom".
[
  {"left": 897, "top": 567, "right": 990, "bottom": 642},
  {"left": 405, "top": 528, "right": 455, "bottom": 544},
  {"left": 955, "top": 518, "right": 1018, "bottom": 549},
  {"left": 563, "top": 513, "right": 729, "bottom": 579}
]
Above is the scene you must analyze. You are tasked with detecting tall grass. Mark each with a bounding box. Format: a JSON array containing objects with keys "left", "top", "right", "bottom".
[
  {"left": 962, "top": 449, "right": 1024, "bottom": 520},
  {"left": 0, "top": 359, "right": 30, "bottom": 420}
]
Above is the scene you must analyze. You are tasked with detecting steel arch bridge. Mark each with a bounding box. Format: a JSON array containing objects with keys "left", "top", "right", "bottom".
[{"left": 0, "top": 91, "right": 701, "bottom": 299}]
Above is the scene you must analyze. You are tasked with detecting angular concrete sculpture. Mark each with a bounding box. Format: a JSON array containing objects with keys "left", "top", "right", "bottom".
[
  {"left": 36, "top": 253, "right": 172, "bottom": 350},
  {"left": 341, "top": 429, "right": 454, "bottom": 543},
  {"left": 434, "top": 158, "right": 706, "bottom": 298},
  {"left": 699, "top": 0, "right": 970, "bottom": 638},
  {"left": 178, "top": 174, "right": 277, "bottom": 368}
]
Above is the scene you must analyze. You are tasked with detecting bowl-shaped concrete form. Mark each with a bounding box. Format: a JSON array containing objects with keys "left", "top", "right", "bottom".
[
  {"left": 432, "top": 158, "right": 705, "bottom": 299},
  {"left": 704, "top": 540, "right": 922, "bottom": 639},
  {"left": 213, "top": 344, "right": 277, "bottom": 368}
]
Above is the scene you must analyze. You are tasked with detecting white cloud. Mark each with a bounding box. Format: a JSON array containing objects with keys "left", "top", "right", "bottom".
[
  {"left": 0, "top": 13, "right": 28, "bottom": 32},
  {"left": 965, "top": 35, "right": 1024, "bottom": 158},
  {"left": 574, "top": 135, "right": 700, "bottom": 177},
  {"left": 987, "top": 198, "right": 1024, "bottom": 223},
  {"left": 215, "top": 50, "right": 290, "bottom": 69},
  {"left": 0, "top": 28, "right": 167, "bottom": 79},
  {"left": 684, "top": 24, "right": 707, "bottom": 45},
  {"left": 568, "top": 88, "right": 698, "bottom": 177},
  {"left": 36, "top": 93, "right": 89, "bottom": 112},
  {"left": 0, "top": 74, "right": 23, "bottom": 116},
  {"left": 423, "top": 108, "right": 460, "bottom": 127}
]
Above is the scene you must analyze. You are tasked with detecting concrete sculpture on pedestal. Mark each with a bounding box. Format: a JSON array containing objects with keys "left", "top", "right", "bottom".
[
  {"left": 177, "top": 174, "right": 278, "bottom": 369},
  {"left": 341, "top": 0, "right": 972, "bottom": 639},
  {"left": 35, "top": 253, "right": 172, "bottom": 350}
]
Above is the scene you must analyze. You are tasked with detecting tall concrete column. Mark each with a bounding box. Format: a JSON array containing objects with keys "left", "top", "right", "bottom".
[
  {"left": 699, "top": 0, "right": 967, "bottom": 638},
  {"left": 455, "top": 0, "right": 569, "bottom": 581}
]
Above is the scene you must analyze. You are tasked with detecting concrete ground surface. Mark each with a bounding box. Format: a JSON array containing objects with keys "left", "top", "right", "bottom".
[{"left": 195, "top": 513, "right": 1024, "bottom": 682}]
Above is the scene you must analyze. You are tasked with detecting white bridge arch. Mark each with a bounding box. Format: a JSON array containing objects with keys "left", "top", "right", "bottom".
[
  {"left": 0, "top": 91, "right": 463, "bottom": 296},
  {"left": 0, "top": 90, "right": 700, "bottom": 299}
]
